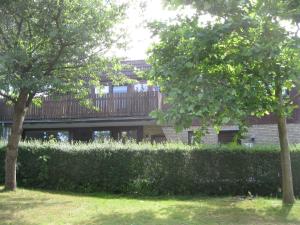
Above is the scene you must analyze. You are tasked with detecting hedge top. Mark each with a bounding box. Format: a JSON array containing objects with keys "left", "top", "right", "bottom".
[{"left": 1, "top": 139, "right": 300, "bottom": 152}]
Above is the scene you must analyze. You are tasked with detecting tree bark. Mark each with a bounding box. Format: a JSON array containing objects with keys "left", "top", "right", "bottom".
[
  {"left": 4, "top": 91, "right": 29, "bottom": 191},
  {"left": 277, "top": 115, "right": 295, "bottom": 205}
]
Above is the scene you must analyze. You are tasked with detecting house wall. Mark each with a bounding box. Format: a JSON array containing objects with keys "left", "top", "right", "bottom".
[
  {"left": 143, "top": 125, "right": 166, "bottom": 142},
  {"left": 243, "top": 124, "right": 300, "bottom": 145},
  {"left": 144, "top": 125, "right": 165, "bottom": 137},
  {"left": 162, "top": 123, "right": 300, "bottom": 145}
]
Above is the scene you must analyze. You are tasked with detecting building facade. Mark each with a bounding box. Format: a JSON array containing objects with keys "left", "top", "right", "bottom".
[{"left": 0, "top": 60, "right": 299, "bottom": 145}]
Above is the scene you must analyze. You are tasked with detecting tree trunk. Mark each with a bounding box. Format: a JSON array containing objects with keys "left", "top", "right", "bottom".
[
  {"left": 4, "top": 92, "right": 29, "bottom": 191},
  {"left": 277, "top": 115, "right": 295, "bottom": 204}
]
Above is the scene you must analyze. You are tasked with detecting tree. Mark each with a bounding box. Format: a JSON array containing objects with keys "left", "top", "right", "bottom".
[
  {"left": 147, "top": 1, "right": 300, "bottom": 204},
  {"left": 0, "top": 0, "right": 125, "bottom": 191}
]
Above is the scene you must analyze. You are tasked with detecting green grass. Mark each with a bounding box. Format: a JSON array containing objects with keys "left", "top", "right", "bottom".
[{"left": 0, "top": 187, "right": 300, "bottom": 225}]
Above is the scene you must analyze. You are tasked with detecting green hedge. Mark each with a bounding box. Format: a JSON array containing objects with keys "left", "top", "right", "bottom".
[{"left": 0, "top": 141, "right": 300, "bottom": 196}]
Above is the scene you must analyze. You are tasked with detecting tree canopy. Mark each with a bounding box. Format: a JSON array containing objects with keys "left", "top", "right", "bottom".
[
  {"left": 0, "top": 0, "right": 125, "bottom": 105},
  {"left": 148, "top": 11, "right": 300, "bottom": 133},
  {"left": 165, "top": 0, "right": 300, "bottom": 22},
  {"left": 147, "top": 0, "right": 300, "bottom": 204},
  {"left": 0, "top": 0, "right": 127, "bottom": 191}
]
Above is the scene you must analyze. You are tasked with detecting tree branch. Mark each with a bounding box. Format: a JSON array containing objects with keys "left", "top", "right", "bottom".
[
  {"left": 43, "top": 44, "right": 66, "bottom": 77},
  {"left": 16, "top": 17, "right": 24, "bottom": 38},
  {"left": 26, "top": 19, "right": 32, "bottom": 40},
  {"left": 295, "top": 23, "right": 300, "bottom": 38},
  {"left": 42, "top": 1, "right": 69, "bottom": 77},
  {"left": 26, "top": 92, "right": 35, "bottom": 107}
]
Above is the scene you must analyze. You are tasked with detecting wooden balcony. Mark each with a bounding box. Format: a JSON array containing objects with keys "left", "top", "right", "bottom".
[{"left": 0, "top": 91, "right": 162, "bottom": 121}]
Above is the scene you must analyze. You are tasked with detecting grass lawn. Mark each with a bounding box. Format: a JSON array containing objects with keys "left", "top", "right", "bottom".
[{"left": 0, "top": 187, "right": 299, "bottom": 225}]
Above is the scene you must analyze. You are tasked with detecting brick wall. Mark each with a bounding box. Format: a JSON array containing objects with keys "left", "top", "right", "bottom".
[
  {"left": 243, "top": 124, "right": 300, "bottom": 145},
  {"left": 162, "top": 123, "right": 300, "bottom": 145}
]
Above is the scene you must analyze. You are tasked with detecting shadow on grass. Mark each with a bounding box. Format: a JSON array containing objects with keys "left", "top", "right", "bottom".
[
  {"left": 16, "top": 186, "right": 212, "bottom": 202},
  {"left": 0, "top": 194, "right": 71, "bottom": 225},
  {"left": 280, "top": 204, "right": 293, "bottom": 218},
  {"left": 74, "top": 203, "right": 299, "bottom": 225},
  {"left": 263, "top": 204, "right": 294, "bottom": 220},
  {"left": 0, "top": 187, "right": 10, "bottom": 193}
]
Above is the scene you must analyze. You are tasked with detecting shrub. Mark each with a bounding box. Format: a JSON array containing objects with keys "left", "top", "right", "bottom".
[{"left": 0, "top": 141, "right": 299, "bottom": 196}]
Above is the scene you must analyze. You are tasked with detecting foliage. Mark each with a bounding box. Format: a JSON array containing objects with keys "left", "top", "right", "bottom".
[
  {"left": 155, "top": 0, "right": 300, "bottom": 205},
  {"left": 0, "top": 141, "right": 300, "bottom": 196},
  {"left": 0, "top": 0, "right": 126, "bottom": 105},
  {"left": 147, "top": 8, "right": 300, "bottom": 135},
  {"left": 0, "top": 0, "right": 130, "bottom": 191}
]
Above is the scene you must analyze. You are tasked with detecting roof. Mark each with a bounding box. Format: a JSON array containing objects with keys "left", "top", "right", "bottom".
[
  {"left": 120, "top": 60, "right": 151, "bottom": 77},
  {"left": 121, "top": 60, "right": 150, "bottom": 69},
  {"left": 100, "top": 60, "right": 150, "bottom": 82}
]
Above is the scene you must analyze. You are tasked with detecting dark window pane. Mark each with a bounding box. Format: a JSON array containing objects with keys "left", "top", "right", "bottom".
[{"left": 218, "top": 130, "right": 240, "bottom": 144}]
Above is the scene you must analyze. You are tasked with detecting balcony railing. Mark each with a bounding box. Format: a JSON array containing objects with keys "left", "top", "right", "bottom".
[{"left": 0, "top": 91, "right": 162, "bottom": 121}]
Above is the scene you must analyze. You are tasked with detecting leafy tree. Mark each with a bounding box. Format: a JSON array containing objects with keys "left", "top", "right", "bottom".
[
  {"left": 0, "top": 0, "right": 125, "bottom": 191},
  {"left": 147, "top": 1, "right": 300, "bottom": 204}
]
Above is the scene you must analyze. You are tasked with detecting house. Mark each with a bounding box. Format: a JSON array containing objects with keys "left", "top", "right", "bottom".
[
  {"left": 0, "top": 60, "right": 300, "bottom": 145},
  {"left": 0, "top": 60, "right": 166, "bottom": 143}
]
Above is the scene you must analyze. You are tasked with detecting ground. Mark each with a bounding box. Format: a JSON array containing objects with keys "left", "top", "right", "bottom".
[{"left": 0, "top": 187, "right": 299, "bottom": 225}]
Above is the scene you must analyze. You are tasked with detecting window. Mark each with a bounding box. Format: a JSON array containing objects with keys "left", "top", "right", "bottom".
[
  {"left": 93, "top": 130, "right": 111, "bottom": 141},
  {"left": 112, "top": 86, "right": 128, "bottom": 110},
  {"left": 95, "top": 86, "right": 109, "bottom": 95},
  {"left": 57, "top": 131, "right": 69, "bottom": 142},
  {"left": 24, "top": 130, "right": 45, "bottom": 140},
  {"left": 24, "top": 130, "right": 69, "bottom": 142},
  {"left": 113, "top": 86, "right": 127, "bottom": 93},
  {"left": 2, "top": 126, "right": 11, "bottom": 141},
  {"left": 117, "top": 130, "right": 137, "bottom": 140},
  {"left": 218, "top": 130, "right": 240, "bottom": 144},
  {"left": 153, "top": 86, "right": 160, "bottom": 92},
  {"left": 134, "top": 83, "right": 148, "bottom": 92},
  {"left": 46, "top": 131, "right": 69, "bottom": 142}
]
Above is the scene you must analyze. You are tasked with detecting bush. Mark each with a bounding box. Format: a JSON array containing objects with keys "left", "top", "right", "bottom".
[{"left": 0, "top": 141, "right": 299, "bottom": 196}]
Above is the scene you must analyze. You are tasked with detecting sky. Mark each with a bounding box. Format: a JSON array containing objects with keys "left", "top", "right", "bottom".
[
  {"left": 110, "top": 0, "right": 196, "bottom": 60},
  {"left": 111, "top": 0, "right": 296, "bottom": 60}
]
